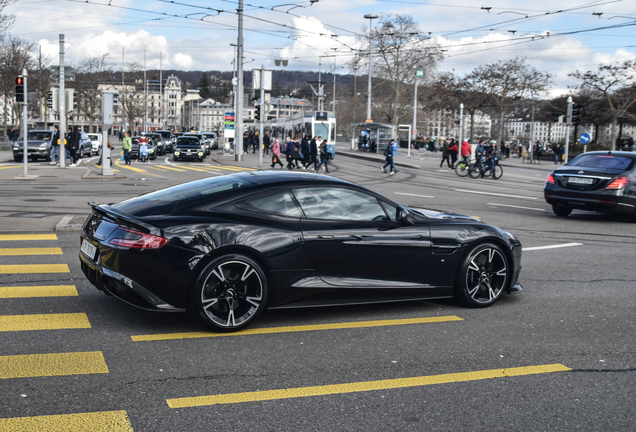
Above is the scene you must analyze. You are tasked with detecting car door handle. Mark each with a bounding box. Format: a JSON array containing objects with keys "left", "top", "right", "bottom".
[{"left": 317, "top": 235, "right": 334, "bottom": 239}]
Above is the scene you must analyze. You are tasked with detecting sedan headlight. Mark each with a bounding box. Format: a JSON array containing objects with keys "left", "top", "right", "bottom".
[
  {"left": 39, "top": 143, "right": 47, "bottom": 148},
  {"left": 148, "top": 148, "right": 155, "bottom": 153},
  {"left": 174, "top": 151, "right": 180, "bottom": 155},
  {"left": 157, "top": 143, "right": 163, "bottom": 147},
  {"left": 198, "top": 152, "right": 203, "bottom": 156}
]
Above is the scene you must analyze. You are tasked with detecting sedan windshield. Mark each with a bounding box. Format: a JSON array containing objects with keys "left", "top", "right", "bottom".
[
  {"left": 568, "top": 154, "right": 635, "bottom": 171},
  {"left": 27, "top": 131, "right": 52, "bottom": 141},
  {"left": 158, "top": 131, "right": 172, "bottom": 139},
  {"left": 177, "top": 138, "right": 200, "bottom": 146}
]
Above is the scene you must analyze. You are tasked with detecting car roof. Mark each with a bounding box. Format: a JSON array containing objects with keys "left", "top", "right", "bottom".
[{"left": 579, "top": 151, "right": 636, "bottom": 159}]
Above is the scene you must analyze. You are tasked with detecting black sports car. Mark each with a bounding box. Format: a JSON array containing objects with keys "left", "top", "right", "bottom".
[
  {"left": 544, "top": 151, "right": 636, "bottom": 222},
  {"left": 173, "top": 136, "right": 204, "bottom": 162},
  {"left": 79, "top": 172, "right": 523, "bottom": 332}
]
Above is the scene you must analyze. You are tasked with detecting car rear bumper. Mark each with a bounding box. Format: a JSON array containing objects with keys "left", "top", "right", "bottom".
[{"left": 545, "top": 189, "right": 635, "bottom": 214}]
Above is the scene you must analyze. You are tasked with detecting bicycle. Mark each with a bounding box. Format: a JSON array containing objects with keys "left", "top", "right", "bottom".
[
  {"left": 468, "top": 156, "right": 503, "bottom": 179},
  {"left": 454, "top": 159, "right": 472, "bottom": 177}
]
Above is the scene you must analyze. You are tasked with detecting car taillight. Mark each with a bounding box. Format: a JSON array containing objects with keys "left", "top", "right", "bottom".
[
  {"left": 108, "top": 227, "right": 167, "bottom": 249},
  {"left": 546, "top": 172, "right": 555, "bottom": 184},
  {"left": 606, "top": 176, "right": 630, "bottom": 190}
]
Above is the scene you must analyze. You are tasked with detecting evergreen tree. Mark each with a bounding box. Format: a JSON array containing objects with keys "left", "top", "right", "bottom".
[{"left": 198, "top": 73, "right": 213, "bottom": 99}]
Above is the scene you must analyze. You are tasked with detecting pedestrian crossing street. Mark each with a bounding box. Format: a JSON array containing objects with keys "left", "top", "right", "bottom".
[{"left": 0, "top": 233, "right": 135, "bottom": 431}]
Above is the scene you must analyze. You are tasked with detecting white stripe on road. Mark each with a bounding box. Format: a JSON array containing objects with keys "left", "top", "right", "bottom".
[
  {"left": 454, "top": 189, "right": 538, "bottom": 200},
  {"left": 487, "top": 203, "right": 547, "bottom": 212},
  {"left": 522, "top": 243, "right": 583, "bottom": 251},
  {"left": 395, "top": 192, "right": 435, "bottom": 199}
]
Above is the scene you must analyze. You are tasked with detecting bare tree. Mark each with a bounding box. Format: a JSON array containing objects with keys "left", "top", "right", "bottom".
[
  {"left": 0, "top": 0, "right": 15, "bottom": 36},
  {"left": 360, "top": 14, "right": 442, "bottom": 125},
  {"left": 76, "top": 54, "right": 112, "bottom": 132},
  {"left": 0, "top": 36, "right": 36, "bottom": 134},
  {"left": 570, "top": 61, "right": 636, "bottom": 150},
  {"left": 465, "top": 57, "right": 552, "bottom": 148}
]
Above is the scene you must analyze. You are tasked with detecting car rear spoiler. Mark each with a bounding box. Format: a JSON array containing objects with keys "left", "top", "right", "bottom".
[{"left": 88, "top": 202, "right": 163, "bottom": 237}]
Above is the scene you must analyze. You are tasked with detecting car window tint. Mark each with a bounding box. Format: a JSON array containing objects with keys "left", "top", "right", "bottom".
[
  {"left": 246, "top": 192, "right": 302, "bottom": 218},
  {"left": 293, "top": 188, "right": 387, "bottom": 221},
  {"left": 379, "top": 200, "right": 397, "bottom": 221},
  {"left": 568, "top": 154, "right": 635, "bottom": 170}
]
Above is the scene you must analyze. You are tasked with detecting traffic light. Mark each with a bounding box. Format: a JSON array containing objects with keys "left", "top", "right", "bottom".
[
  {"left": 66, "top": 89, "right": 78, "bottom": 111},
  {"left": 454, "top": 120, "right": 460, "bottom": 124},
  {"left": 46, "top": 89, "right": 59, "bottom": 110},
  {"left": 571, "top": 103, "right": 581, "bottom": 123},
  {"left": 15, "top": 77, "right": 24, "bottom": 102},
  {"left": 254, "top": 104, "right": 261, "bottom": 121},
  {"left": 113, "top": 93, "right": 119, "bottom": 105}
]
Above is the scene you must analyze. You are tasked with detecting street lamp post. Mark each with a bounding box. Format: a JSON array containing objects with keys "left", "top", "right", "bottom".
[{"left": 364, "top": 13, "right": 378, "bottom": 122}]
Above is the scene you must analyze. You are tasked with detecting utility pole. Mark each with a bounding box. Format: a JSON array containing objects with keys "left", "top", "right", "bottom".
[
  {"left": 59, "top": 34, "right": 66, "bottom": 168},
  {"left": 414, "top": 69, "right": 423, "bottom": 141},
  {"left": 21, "top": 69, "right": 28, "bottom": 177},
  {"left": 529, "top": 100, "right": 535, "bottom": 163},
  {"left": 259, "top": 65, "right": 264, "bottom": 166},
  {"left": 160, "top": 52, "right": 163, "bottom": 128},
  {"left": 235, "top": 0, "right": 244, "bottom": 161},
  {"left": 122, "top": 47, "right": 126, "bottom": 136},
  {"left": 144, "top": 50, "right": 147, "bottom": 133},
  {"left": 459, "top": 103, "right": 464, "bottom": 146},
  {"left": 564, "top": 96, "right": 573, "bottom": 163},
  {"left": 364, "top": 14, "right": 378, "bottom": 122}
]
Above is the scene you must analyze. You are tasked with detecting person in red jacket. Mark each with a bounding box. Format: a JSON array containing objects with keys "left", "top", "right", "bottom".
[{"left": 460, "top": 139, "right": 472, "bottom": 163}]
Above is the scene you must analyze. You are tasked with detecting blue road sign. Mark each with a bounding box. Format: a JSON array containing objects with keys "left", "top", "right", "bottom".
[{"left": 580, "top": 133, "right": 591, "bottom": 144}]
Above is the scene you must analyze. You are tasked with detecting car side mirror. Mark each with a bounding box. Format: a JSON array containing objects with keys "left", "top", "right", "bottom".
[{"left": 396, "top": 206, "right": 412, "bottom": 224}]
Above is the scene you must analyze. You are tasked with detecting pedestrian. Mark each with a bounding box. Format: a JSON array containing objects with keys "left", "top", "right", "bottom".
[
  {"left": 448, "top": 139, "right": 458, "bottom": 169},
  {"left": 315, "top": 139, "right": 330, "bottom": 173},
  {"left": 122, "top": 132, "right": 132, "bottom": 165},
  {"left": 460, "top": 139, "right": 472, "bottom": 163},
  {"left": 521, "top": 144, "right": 529, "bottom": 163},
  {"left": 252, "top": 131, "right": 259, "bottom": 154},
  {"left": 300, "top": 135, "right": 310, "bottom": 169},
  {"left": 263, "top": 133, "right": 271, "bottom": 156},
  {"left": 554, "top": 144, "right": 562, "bottom": 164},
  {"left": 66, "top": 127, "right": 79, "bottom": 166},
  {"left": 440, "top": 139, "right": 451, "bottom": 168},
  {"left": 9, "top": 126, "right": 18, "bottom": 146},
  {"left": 308, "top": 136, "right": 319, "bottom": 171},
  {"left": 382, "top": 139, "right": 397, "bottom": 175},
  {"left": 96, "top": 139, "right": 115, "bottom": 166},
  {"left": 243, "top": 131, "right": 249, "bottom": 154},
  {"left": 50, "top": 125, "right": 60, "bottom": 164},
  {"left": 284, "top": 136, "right": 295, "bottom": 169},
  {"left": 270, "top": 139, "right": 284, "bottom": 168}
]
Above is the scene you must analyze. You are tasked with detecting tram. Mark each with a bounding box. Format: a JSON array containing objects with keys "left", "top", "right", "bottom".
[{"left": 268, "top": 110, "right": 337, "bottom": 159}]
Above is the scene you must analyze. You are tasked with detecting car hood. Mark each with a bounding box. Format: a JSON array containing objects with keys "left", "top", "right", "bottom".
[
  {"left": 15, "top": 139, "right": 49, "bottom": 148},
  {"left": 409, "top": 207, "right": 481, "bottom": 222}
]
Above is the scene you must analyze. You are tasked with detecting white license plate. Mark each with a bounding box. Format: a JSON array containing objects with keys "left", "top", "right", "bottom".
[
  {"left": 81, "top": 239, "right": 97, "bottom": 260},
  {"left": 568, "top": 177, "right": 593, "bottom": 185}
]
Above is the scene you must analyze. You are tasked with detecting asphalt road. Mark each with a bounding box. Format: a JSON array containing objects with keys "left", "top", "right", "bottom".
[{"left": 0, "top": 147, "right": 634, "bottom": 431}]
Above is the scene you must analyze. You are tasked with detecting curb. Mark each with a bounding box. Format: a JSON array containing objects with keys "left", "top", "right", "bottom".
[{"left": 336, "top": 151, "right": 422, "bottom": 169}]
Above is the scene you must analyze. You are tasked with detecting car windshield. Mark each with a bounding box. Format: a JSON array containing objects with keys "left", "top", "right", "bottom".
[
  {"left": 87, "top": 134, "right": 99, "bottom": 140},
  {"left": 27, "top": 131, "right": 52, "bottom": 141},
  {"left": 158, "top": 131, "right": 172, "bottom": 139},
  {"left": 177, "top": 138, "right": 200, "bottom": 146},
  {"left": 568, "top": 154, "right": 635, "bottom": 170},
  {"left": 204, "top": 134, "right": 215, "bottom": 139}
]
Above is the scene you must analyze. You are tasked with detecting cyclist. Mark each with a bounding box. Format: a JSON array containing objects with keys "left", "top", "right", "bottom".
[
  {"left": 481, "top": 140, "right": 498, "bottom": 177},
  {"left": 474, "top": 139, "right": 486, "bottom": 176}
]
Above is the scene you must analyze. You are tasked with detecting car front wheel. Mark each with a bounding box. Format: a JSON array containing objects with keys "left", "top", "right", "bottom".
[
  {"left": 454, "top": 243, "right": 509, "bottom": 307},
  {"left": 189, "top": 254, "right": 268, "bottom": 332}
]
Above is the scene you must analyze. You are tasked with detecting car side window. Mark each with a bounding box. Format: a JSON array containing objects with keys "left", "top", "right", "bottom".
[
  {"left": 244, "top": 191, "right": 302, "bottom": 218},
  {"left": 379, "top": 200, "right": 397, "bottom": 221},
  {"left": 293, "top": 188, "right": 388, "bottom": 221}
]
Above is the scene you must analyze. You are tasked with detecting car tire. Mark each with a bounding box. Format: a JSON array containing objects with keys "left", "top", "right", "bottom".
[
  {"left": 78, "top": 147, "right": 84, "bottom": 159},
  {"left": 454, "top": 242, "right": 509, "bottom": 308},
  {"left": 13, "top": 156, "right": 22, "bottom": 163},
  {"left": 173, "top": 157, "right": 178, "bottom": 162},
  {"left": 188, "top": 254, "right": 268, "bottom": 332},
  {"left": 552, "top": 205, "right": 572, "bottom": 217},
  {"left": 627, "top": 210, "right": 636, "bottom": 223}
]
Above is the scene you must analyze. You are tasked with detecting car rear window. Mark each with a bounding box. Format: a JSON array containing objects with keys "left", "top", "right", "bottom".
[{"left": 568, "top": 154, "right": 635, "bottom": 170}]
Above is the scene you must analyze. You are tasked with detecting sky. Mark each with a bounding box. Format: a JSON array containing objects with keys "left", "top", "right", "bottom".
[{"left": 6, "top": 0, "right": 636, "bottom": 95}]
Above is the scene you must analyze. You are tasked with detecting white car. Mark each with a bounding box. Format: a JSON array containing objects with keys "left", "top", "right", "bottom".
[{"left": 87, "top": 133, "right": 103, "bottom": 155}]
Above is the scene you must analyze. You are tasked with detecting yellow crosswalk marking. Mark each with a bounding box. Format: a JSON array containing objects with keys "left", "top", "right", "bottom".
[
  {"left": 0, "top": 165, "right": 21, "bottom": 170},
  {"left": 153, "top": 165, "right": 186, "bottom": 172},
  {"left": 0, "top": 264, "right": 69, "bottom": 274},
  {"left": 0, "top": 351, "right": 109, "bottom": 379},
  {"left": 115, "top": 160, "right": 166, "bottom": 178},
  {"left": 132, "top": 316, "right": 463, "bottom": 341},
  {"left": 0, "top": 411, "right": 134, "bottom": 432},
  {"left": 174, "top": 165, "right": 208, "bottom": 172},
  {"left": 0, "top": 234, "right": 57, "bottom": 241},
  {"left": 0, "top": 285, "right": 78, "bottom": 298},
  {"left": 167, "top": 364, "right": 571, "bottom": 408},
  {"left": 0, "top": 247, "right": 63, "bottom": 256},
  {"left": 0, "top": 313, "right": 91, "bottom": 332}
]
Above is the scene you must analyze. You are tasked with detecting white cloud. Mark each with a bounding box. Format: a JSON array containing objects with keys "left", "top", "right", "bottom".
[{"left": 172, "top": 53, "right": 195, "bottom": 69}]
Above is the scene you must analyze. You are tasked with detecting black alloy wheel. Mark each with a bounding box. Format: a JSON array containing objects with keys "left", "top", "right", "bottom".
[
  {"left": 78, "top": 147, "right": 84, "bottom": 158},
  {"left": 454, "top": 243, "right": 509, "bottom": 307},
  {"left": 552, "top": 205, "right": 572, "bottom": 217},
  {"left": 14, "top": 156, "right": 22, "bottom": 163},
  {"left": 189, "top": 254, "right": 268, "bottom": 332}
]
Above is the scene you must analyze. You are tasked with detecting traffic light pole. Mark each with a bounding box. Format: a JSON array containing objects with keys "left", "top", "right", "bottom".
[
  {"left": 259, "top": 65, "right": 264, "bottom": 166},
  {"left": 58, "top": 34, "right": 66, "bottom": 168},
  {"left": 22, "top": 69, "right": 28, "bottom": 177},
  {"left": 564, "top": 96, "right": 572, "bottom": 164}
]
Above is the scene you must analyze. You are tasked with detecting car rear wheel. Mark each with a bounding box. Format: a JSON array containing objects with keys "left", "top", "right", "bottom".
[
  {"left": 13, "top": 156, "right": 22, "bottom": 163},
  {"left": 454, "top": 243, "right": 509, "bottom": 307},
  {"left": 189, "top": 254, "right": 268, "bottom": 332},
  {"left": 627, "top": 210, "right": 636, "bottom": 223},
  {"left": 552, "top": 205, "right": 572, "bottom": 217}
]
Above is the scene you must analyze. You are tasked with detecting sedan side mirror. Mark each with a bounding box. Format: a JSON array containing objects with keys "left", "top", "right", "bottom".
[{"left": 396, "top": 206, "right": 413, "bottom": 225}]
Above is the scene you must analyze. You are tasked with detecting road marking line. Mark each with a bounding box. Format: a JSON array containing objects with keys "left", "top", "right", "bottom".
[
  {"left": 487, "top": 203, "right": 547, "bottom": 212},
  {"left": 0, "top": 351, "right": 109, "bottom": 379},
  {"left": 175, "top": 165, "right": 208, "bottom": 172},
  {"left": 0, "top": 165, "right": 21, "bottom": 170},
  {"left": 454, "top": 189, "right": 538, "bottom": 200},
  {"left": 0, "top": 410, "right": 134, "bottom": 432},
  {"left": 132, "top": 316, "right": 463, "bottom": 342},
  {"left": 167, "top": 363, "right": 571, "bottom": 408},
  {"left": 0, "top": 234, "right": 57, "bottom": 241},
  {"left": 523, "top": 243, "right": 583, "bottom": 251},
  {"left": 153, "top": 165, "right": 186, "bottom": 172},
  {"left": 395, "top": 192, "right": 435, "bottom": 199},
  {"left": 115, "top": 160, "right": 166, "bottom": 178},
  {"left": 0, "top": 264, "right": 70, "bottom": 274},
  {"left": 0, "top": 285, "right": 78, "bottom": 298},
  {"left": 0, "top": 313, "right": 91, "bottom": 332},
  {"left": 0, "top": 247, "right": 63, "bottom": 256}
]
